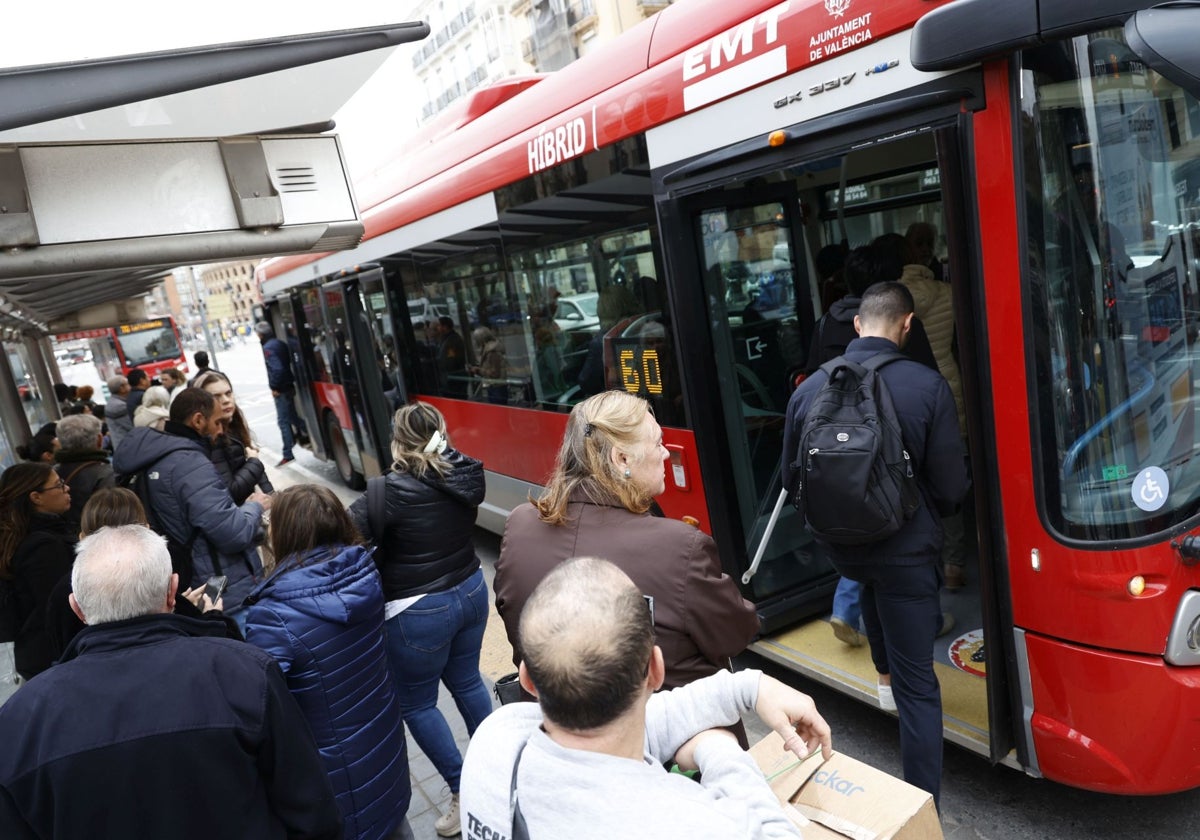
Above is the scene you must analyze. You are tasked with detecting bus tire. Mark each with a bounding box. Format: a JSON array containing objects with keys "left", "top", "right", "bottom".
[{"left": 325, "top": 412, "right": 365, "bottom": 490}]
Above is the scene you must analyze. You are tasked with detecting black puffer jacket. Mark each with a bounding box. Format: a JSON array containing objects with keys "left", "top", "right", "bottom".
[
  {"left": 209, "top": 433, "right": 273, "bottom": 505},
  {"left": 349, "top": 449, "right": 484, "bottom": 600},
  {"left": 10, "top": 513, "right": 77, "bottom": 679}
]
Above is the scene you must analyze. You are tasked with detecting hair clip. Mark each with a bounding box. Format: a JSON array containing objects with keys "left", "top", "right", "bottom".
[
  {"left": 584, "top": 423, "right": 595, "bottom": 438},
  {"left": 423, "top": 429, "right": 448, "bottom": 454}
]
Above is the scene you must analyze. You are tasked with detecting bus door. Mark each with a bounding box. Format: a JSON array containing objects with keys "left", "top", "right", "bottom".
[
  {"left": 660, "top": 112, "right": 1004, "bottom": 762},
  {"left": 342, "top": 267, "right": 405, "bottom": 475},
  {"left": 674, "top": 184, "right": 830, "bottom": 630},
  {"left": 320, "top": 279, "right": 385, "bottom": 488}
]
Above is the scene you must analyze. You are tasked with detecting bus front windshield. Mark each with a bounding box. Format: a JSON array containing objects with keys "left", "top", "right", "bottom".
[
  {"left": 1022, "top": 30, "right": 1200, "bottom": 541},
  {"left": 116, "top": 323, "right": 181, "bottom": 369}
]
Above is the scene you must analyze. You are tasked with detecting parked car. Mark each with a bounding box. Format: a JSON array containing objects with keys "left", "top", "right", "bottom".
[{"left": 554, "top": 292, "right": 600, "bottom": 332}]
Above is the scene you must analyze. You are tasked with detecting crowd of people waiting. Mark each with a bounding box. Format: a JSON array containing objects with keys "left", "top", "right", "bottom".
[
  {"left": 0, "top": 368, "right": 840, "bottom": 837},
  {"left": 0, "top": 223, "right": 973, "bottom": 835}
]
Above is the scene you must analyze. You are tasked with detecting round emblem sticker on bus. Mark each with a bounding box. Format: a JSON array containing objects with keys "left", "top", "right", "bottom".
[
  {"left": 1132, "top": 466, "right": 1169, "bottom": 513},
  {"left": 948, "top": 629, "right": 986, "bottom": 678}
]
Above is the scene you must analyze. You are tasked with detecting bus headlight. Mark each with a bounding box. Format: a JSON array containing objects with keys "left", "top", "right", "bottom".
[{"left": 1164, "top": 590, "right": 1200, "bottom": 665}]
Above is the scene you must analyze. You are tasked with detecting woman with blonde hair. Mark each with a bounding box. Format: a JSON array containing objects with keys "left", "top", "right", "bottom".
[
  {"left": 133, "top": 385, "right": 171, "bottom": 430},
  {"left": 246, "top": 484, "right": 409, "bottom": 840},
  {"left": 0, "top": 462, "right": 75, "bottom": 679},
  {"left": 349, "top": 401, "right": 490, "bottom": 837},
  {"left": 496, "top": 391, "right": 759, "bottom": 694}
]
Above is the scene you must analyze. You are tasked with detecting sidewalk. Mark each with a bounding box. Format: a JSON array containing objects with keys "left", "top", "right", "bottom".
[{"left": 405, "top": 547, "right": 514, "bottom": 838}]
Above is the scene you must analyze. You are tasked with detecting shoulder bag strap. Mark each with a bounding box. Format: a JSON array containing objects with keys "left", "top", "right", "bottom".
[
  {"left": 62, "top": 461, "right": 100, "bottom": 484},
  {"left": 511, "top": 741, "right": 530, "bottom": 840}
]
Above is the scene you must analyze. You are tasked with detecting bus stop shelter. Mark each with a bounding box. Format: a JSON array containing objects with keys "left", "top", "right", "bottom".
[{"left": 0, "top": 20, "right": 428, "bottom": 461}]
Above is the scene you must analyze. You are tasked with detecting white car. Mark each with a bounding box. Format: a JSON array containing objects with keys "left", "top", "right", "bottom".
[{"left": 554, "top": 293, "right": 600, "bottom": 331}]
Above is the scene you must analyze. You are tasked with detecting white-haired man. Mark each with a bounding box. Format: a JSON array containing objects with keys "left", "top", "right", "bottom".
[
  {"left": 53, "top": 412, "right": 115, "bottom": 533},
  {"left": 0, "top": 525, "right": 341, "bottom": 840},
  {"left": 461, "top": 557, "right": 832, "bottom": 839}
]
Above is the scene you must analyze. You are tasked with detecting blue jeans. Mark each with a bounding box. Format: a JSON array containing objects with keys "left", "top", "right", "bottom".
[
  {"left": 839, "top": 560, "right": 943, "bottom": 808},
  {"left": 273, "top": 388, "right": 306, "bottom": 459},
  {"left": 831, "top": 577, "right": 862, "bottom": 629},
  {"left": 383, "top": 568, "right": 493, "bottom": 793}
]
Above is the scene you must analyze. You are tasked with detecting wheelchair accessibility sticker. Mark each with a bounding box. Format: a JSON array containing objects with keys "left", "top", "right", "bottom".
[{"left": 1132, "top": 466, "right": 1169, "bottom": 513}]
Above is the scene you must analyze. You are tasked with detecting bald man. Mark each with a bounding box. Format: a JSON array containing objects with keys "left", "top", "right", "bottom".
[{"left": 460, "top": 557, "right": 832, "bottom": 839}]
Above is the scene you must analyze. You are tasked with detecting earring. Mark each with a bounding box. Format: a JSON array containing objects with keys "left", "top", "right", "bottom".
[{"left": 624, "top": 468, "right": 632, "bottom": 478}]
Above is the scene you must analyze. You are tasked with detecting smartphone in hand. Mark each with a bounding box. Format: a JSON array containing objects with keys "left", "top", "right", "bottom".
[{"left": 202, "top": 575, "right": 228, "bottom": 605}]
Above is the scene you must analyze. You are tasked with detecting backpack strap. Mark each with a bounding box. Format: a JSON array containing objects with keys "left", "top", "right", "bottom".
[{"left": 367, "top": 475, "right": 388, "bottom": 551}]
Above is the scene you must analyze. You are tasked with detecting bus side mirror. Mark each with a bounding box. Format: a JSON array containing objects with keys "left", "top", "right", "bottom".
[{"left": 1126, "top": 4, "right": 1200, "bottom": 97}]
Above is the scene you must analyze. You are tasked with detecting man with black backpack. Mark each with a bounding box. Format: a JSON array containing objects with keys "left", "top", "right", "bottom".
[
  {"left": 113, "top": 388, "right": 270, "bottom": 627},
  {"left": 782, "top": 281, "right": 967, "bottom": 809}
]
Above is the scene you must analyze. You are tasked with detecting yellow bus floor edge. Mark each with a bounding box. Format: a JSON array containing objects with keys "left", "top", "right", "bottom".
[{"left": 751, "top": 620, "right": 990, "bottom": 744}]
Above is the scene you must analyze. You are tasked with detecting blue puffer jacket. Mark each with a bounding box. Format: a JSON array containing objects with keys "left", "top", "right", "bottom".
[
  {"left": 112, "top": 424, "right": 264, "bottom": 608},
  {"left": 244, "top": 544, "right": 409, "bottom": 840}
]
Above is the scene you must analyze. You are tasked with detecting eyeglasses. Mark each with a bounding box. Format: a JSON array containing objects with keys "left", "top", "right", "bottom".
[{"left": 38, "top": 479, "right": 68, "bottom": 493}]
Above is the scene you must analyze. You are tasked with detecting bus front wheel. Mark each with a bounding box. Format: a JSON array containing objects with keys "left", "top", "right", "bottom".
[{"left": 325, "top": 412, "right": 365, "bottom": 490}]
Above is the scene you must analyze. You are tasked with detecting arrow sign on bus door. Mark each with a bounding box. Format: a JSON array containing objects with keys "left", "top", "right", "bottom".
[{"left": 746, "top": 337, "right": 767, "bottom": 360}]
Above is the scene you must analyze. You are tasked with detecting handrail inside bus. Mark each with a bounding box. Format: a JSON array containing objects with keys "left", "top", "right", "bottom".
[{"left": 1061, "top": 356, "right": 1155, "bottom": 479}]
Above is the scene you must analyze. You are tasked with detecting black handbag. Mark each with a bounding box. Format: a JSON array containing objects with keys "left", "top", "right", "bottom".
[{"left": 494, "top": 671, "right": 525, "bottom": 705}]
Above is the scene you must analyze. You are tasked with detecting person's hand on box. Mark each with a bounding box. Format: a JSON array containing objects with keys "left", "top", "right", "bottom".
[{"left": 755, "top": 674, "right": 833, "bottom": 762}]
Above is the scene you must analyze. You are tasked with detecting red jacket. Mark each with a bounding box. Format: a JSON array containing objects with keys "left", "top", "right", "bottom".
[{"left": 496, "top": 493, "right": 760, "bottom": 690}]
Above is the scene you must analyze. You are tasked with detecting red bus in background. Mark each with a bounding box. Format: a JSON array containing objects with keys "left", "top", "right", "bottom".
[
  {"left": 55, "top": 317, "right": 188, "bottom": 382},
  {"left": 258, "top": 0, "right": 1200, "bottom": 795}
]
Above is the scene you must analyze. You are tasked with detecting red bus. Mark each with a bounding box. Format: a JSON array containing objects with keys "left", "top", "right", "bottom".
[
  {"left": 258, "top": 0, "right": 1200, "bottom": 794},
  {"left": 56, "top": 317, "right": 189, "bottom": 382}
]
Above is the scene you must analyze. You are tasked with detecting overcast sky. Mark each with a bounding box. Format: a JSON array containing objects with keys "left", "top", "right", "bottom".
[{"left": 4, "top": 2, "right": 423, "bottom": 178}]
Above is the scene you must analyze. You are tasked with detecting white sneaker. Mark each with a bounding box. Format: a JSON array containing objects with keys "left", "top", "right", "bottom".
[
  {"left": 878, "top": 682, "right": 897, "bottom": 712},
  {"left": 435, "top": 793, "right": 460, "bottom": 837}
]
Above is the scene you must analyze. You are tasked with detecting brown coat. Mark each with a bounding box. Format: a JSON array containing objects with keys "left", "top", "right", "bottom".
[{"left": 496, "top": 496, "right": 760, "bottom": 690}]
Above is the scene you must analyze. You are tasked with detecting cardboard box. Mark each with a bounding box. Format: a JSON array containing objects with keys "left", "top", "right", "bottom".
[{"left": 750, "top": 732, "right": 943, "bottom": 840}]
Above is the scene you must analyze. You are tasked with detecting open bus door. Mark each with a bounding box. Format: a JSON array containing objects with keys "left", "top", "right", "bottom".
[
  {"left": 657, "top": 93, "right": 1015, "bottom": 767},
  {"left": 270, "top": 296, "right": 327, "bottom": 464},
  {"left": 339, "top": 266, "right": 406, "bottom": 477}
]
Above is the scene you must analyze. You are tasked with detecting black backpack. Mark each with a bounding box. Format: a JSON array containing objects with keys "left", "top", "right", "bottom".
[{"left": 790, "top": 352, "right": 920, "bottom": 545}]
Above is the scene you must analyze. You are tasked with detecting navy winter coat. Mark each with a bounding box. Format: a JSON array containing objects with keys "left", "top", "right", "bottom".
[
  {"left": 112, "top": 424, "right": 264, "bottom": 607},
  {"left": 261, "top": 336, "right": 295, "bottom": 391},
  {"left": 245, "top": 544, "right": 408, "bottom": 840},
  {"left": 0, "top": 613, "right": 342, "bottom": 840},
  {"left": 348, "top": 448, "right": 485, "bottom": 601},
  {"left": 783, "top": 335, "right": 968, "bottom": 564}
]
